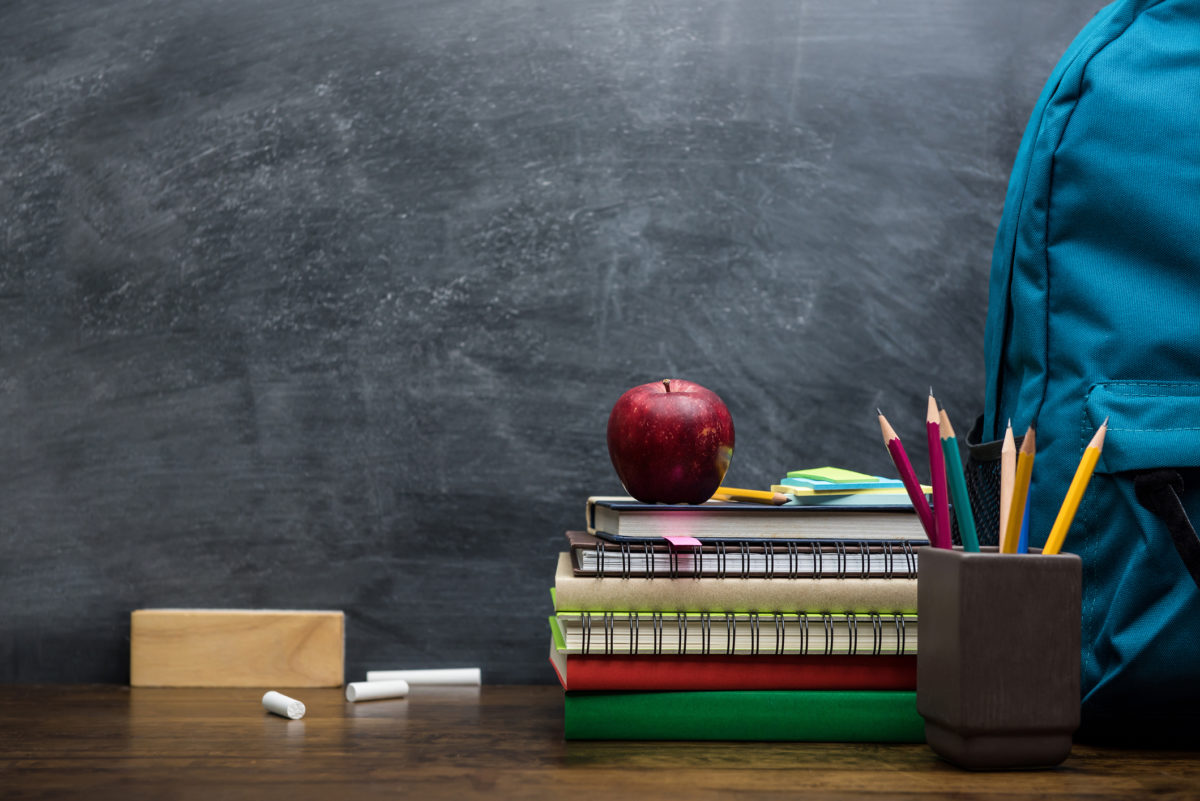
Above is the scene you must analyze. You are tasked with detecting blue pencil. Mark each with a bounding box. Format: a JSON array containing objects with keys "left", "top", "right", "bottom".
[{"left": 1017, "top": 494, "right": 1031, "bottom": 553}]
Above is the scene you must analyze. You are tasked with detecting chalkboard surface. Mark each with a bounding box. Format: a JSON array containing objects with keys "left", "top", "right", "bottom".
[{"left": 1, "top": 0, "right": 1104, "bottom": 682}]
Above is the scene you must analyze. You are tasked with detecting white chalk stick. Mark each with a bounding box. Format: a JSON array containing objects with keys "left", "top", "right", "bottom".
[
  {"left": 364, "top": 668, "right": 481, "bottom": 685},
  {"left": 345, "top": 679, "right": 410, "bottom": 702},
  {"left": 262, "top": 691, "right": 305, "bottom": 719}
]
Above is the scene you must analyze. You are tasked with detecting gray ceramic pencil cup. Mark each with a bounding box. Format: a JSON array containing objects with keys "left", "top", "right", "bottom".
[{"left": 917, "top": 546, "right": 1081, "bottom": 770}]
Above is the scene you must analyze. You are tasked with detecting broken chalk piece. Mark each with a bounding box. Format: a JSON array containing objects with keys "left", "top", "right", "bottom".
[
  {"left": 345, "top": 679, "right": 410, "bottom": 702},
  {"left": 262, "top": 691, "right": 306, "bottom": 720}
]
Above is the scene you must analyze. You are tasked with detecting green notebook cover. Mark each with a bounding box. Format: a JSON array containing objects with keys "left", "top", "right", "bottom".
[{"left": 563, "top": 690, "right": 924, "bottom": 742}]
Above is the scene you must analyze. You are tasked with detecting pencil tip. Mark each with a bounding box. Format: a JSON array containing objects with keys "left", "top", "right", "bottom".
[{"left": 877, "top": 408, "right": 883, "bottom": 416}]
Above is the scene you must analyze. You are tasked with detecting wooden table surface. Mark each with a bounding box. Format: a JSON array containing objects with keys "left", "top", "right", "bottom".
[{"left": 2, "top": 685, "right": 1198, "bottom": 800}]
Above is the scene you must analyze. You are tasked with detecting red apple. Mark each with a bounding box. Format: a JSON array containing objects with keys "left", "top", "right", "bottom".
[{"left": 606, "top": 379, "right": 735, "bottom": 504}]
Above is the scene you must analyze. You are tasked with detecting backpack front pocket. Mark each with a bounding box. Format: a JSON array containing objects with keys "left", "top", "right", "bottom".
[{"left": 1076, "top": 381, "right": 1200, "bottom": 740}]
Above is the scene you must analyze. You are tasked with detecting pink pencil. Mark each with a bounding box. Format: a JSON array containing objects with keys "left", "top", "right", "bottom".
[
  {"left": 877, "top": 409, "right": 936, "bottom": 543},
  {"left": 926, "top": 392, "right": 952, "bottom": 550}
]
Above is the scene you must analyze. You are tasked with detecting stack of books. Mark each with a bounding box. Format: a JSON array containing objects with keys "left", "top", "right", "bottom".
[{"left": 548, "top": 476, "right": 931, "bottom": 741}]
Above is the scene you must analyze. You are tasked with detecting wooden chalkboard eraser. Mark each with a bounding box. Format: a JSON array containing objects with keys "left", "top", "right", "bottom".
[{"left": 130, "top": 609, "right": 344, "bottom": 687}]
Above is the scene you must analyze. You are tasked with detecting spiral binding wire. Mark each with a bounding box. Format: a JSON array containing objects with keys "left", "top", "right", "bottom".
[
  {"left": 564, "top": 612, "right": 913, "bottom": 656},
  {"left": 581, "top": 540, "right": 923, "bottom": 578}
]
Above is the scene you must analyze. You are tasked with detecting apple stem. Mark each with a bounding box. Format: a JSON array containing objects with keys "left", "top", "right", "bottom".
[{"left": 662, "top": 379, "right": 671, "bottom": 393}]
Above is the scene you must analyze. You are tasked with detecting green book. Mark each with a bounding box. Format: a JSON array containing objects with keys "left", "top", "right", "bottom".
[{"left": 563, "top": 690, "right": 924, "bottom": 742}]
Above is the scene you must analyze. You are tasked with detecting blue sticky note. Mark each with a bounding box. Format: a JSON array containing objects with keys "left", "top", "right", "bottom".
[{"left": 780, "top": 476, "right": 905, "bottom": 491}]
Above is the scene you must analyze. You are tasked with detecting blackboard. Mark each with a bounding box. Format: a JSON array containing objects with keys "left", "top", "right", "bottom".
[{"left": 0, "top": 0, "right": 1105, "bottom": 682}]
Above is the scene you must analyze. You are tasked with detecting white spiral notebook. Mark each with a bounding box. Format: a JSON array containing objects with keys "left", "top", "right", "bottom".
[{"left": 551, "top": 611, "right": 918, "bottom": 656}]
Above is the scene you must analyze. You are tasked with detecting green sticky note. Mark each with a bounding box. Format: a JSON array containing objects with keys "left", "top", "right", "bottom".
[{"left": 786, "top": 466, "right": 882, "bottom": 483}]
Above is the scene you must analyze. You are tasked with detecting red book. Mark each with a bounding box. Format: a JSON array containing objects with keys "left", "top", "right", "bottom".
[{"left": 549, "top": 640, "right": 916, "bottom": 691}]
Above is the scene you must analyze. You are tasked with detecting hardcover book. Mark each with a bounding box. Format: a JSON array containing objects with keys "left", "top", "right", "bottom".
[
  {"left": 548, "top": 638, "right": 917, "bottom": 691},
  {"left": 586, "top": 496, "right": 928, "bottom": 542},
  {"left": 563, "top": 689, "right": 925, "bottom": 742},
  {"left": 565, "top": 531, "right": 923, "bottom": 578},
  {"left": 551, "top": 553, "right": 917, "bottom": 614}
]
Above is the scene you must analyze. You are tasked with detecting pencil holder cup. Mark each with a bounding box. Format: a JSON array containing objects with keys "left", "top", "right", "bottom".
[{"left": 917, "top": 546, "right": 1081, "bottom": 770}]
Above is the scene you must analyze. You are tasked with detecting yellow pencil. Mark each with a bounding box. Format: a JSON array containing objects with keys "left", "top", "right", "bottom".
[
  {"left": 712, "top": 486, "right": 790, "bottom": 505},
  {"left": 1042, "top": 421, "right": 1108, "bottom": 556},
  {"left": 998, "top": 421, "right": 1016, "bottom": 552},
  {"left": 1001, "top": 426, "right": 1036, "bottom": 553}
]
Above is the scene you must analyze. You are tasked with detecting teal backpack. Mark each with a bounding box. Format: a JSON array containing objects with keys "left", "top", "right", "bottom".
[{"left": 980, "top": 0, "right": 1200, "bottom": 742}]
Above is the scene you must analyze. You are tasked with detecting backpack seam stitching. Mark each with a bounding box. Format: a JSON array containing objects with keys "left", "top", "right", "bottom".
[
  {"left": 987, "top": 2, "right": 1127, "bottom": 438},
  {"left": 1042, "top": 11, "right": 1147, "bottom": 428},
  {"left": 1056, "top": 6, "right": 1160, "bottom": 704}
]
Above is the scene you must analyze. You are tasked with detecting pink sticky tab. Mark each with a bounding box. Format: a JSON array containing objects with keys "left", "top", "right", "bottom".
[{"left": 663, "top": 535, "right": 702, "bottom": 549}]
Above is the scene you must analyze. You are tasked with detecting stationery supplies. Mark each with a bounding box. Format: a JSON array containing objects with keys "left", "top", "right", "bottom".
[
  {"left": 550, "top": 611, "right": 918, "bottom": 656},
  {"left": 548, "top": 643, "right": 917, "bottom": 691},
  {"left": 1017, "top": 495, "right": 1031, "bottom": 554},
  {"left": 1041, "top": 422, "right": 1106, "bottom": 556},
  {"left": 939, "top": 409, "right": 979, "bottom": 552},
  {"left": 926, "top": 393, "right": 952, "bottom": 549},
  {"left": 563, "top": 689, "right": 924, "bottom": 742},
  {"left": 773, "top": 470, "right": 921, "bottom": 508},
  {"left": 917, "top": 547, "right": 1081, "bottom": 769},
  {"left": 365, "top": 668, "right": 481, "bottom": 685},
  {"left": 262, "top": 691, "right": 306, "bottom": 720},
  {"left": 346, "top": 680, "right": 409, "bottom": 702},
  {"left": 130, "top": 609, "right": 344, "bottom": 688},
  {"left": 776, "top": 484, "right": 910, "bottom": 496},
  {"left": 998, "top": 423, "right": 1016, "bottom": 553},
  {"left": 551, "top": 552, "right": 917, "bottom": 614},
  {"left": 564, "top": 530, "right": 924, "bottom": 579},
  {"left": 877, "top": 411, "right": 936, "bottom": 540},
  {"left": 711, "top": 486, "right": 789, "bottom": 505},
  {"left": 783, "top": 469, "right": 904, "bottom": 491},
  {"left": 561, "top": 467, "right": 928, "bottom": 744},
  {"left": 1001, "top": 427, "right": 1036, "bottom": 553},
  {"left": 786, "top": 467, "right": 893, "bottom": 484},
  {"left": 586, "top": 496, "right": 928, "bottom": 542},
  {"left": 769, "top": 490, "right": 925, "bottom": 508}
]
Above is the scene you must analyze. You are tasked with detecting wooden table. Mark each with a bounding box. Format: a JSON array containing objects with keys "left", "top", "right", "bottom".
[{"left": 2, "top": 685, "right": 1197, "bottom": 799}]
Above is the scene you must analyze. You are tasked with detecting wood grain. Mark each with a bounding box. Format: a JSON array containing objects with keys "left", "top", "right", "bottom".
[
  {"left": 1, "top": 685, "right": 1198, "bottom": 800},
  {"left": 130, "top": 610, "right": 344, "bottom": 687}
]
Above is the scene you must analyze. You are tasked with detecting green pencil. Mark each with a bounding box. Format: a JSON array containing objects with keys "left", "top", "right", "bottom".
[{"left": 938, "top": 408, "right": 980, "bottom": 552}]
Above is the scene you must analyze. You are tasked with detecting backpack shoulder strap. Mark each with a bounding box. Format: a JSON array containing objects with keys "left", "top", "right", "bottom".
[{"left": 1135, "top": 469, "right": 1200, "bottom": 590}]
